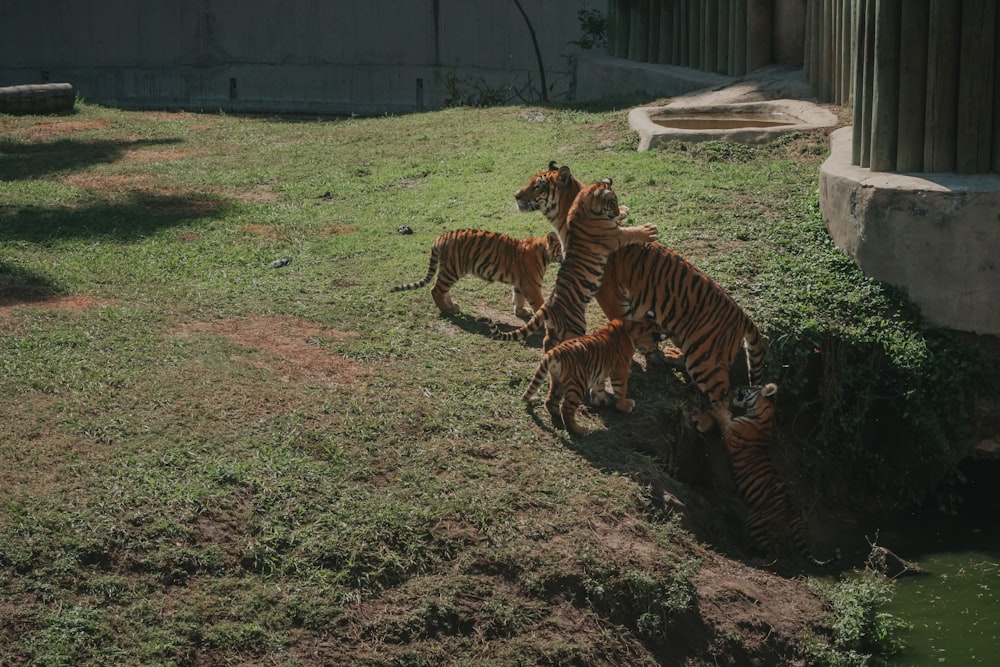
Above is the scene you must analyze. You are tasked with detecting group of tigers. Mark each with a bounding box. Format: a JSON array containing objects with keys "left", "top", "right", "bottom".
[{"left": 390, "top": 161, "right": 832, "bottom": 567}]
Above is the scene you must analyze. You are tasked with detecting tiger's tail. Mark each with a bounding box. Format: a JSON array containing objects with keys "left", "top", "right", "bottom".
[
  {"left": 489, "top": 305, "right": 546, "bottom": 343},
  {"left": 389, "top": 246, "right": 439, "bottom": 293},
  {"left": 521, "top": 355, "right": 551, "bottom": 404},
  {"left": 743, "top": 322, "right": 766, "bottom": 385}
]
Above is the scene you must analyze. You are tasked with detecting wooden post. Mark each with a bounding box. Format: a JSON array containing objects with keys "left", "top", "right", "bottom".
[
  {"left": 924, "top": 0, "right": 961, "bottom": 173},
  {"left": 705, "top": 0, "right": 718, "bottom": 72},
  {"left": 649, "top": 0, "right": 662, "bottom": 62},
  {"left": 689, "top": 0, "right": 702, "bottom": 68},
  {"left": 854, "top": 0, "right": 876, "bottom": 167},
  {"left": 895, "top": 0, "right": 929, "bottom": 172},
  {"left": 870, "top": 0, "right": 901, "bottom": 172},
  {"left": 659, "top": 0, "right": 674, "bottom": 64},
  {"left": 746, "top": 0, "right": 773, "bottom": 73},
  {"left": 732, "top": 0, "right": 747, "bottom": 76},
  {"left": 839, "top": 0, "right": 851, "bottom": 104},
  {"left": 629, "top": 0, "right": 651, "bottom": 62},
  {"left": 718, "top": 0, "right": 730, "bottom": 74},
  {"left": 956, "top": 0, "right": 996, "bottom": 174}
]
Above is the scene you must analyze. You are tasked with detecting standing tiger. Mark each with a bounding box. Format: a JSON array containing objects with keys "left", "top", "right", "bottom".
[
  {"left": 514, "top": 161, "right": 582, "bottom": 257},
  {"left": 594, "top": 242, "right": 765, "bottom": 430},
  {"left": 390, "top": 229, "right": 562, "bottom": 319},
  {"left": 490, "top": 179, "right": 659, "bottom": 351},
  {"left": 724, "top": 383, "right": 834, "bottom": 566},
  {"left": 522, "top": 319, "right": 667, "bottom": 435}
]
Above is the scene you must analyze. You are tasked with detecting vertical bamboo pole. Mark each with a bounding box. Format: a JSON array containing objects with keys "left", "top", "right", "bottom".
[
  {"left": 956, "top": 0, "right": 996, "bottom": 174},
  {"left": 832, "top": 0, "right": 842, "bottom": 104},
  {"left": 804, "top": 0, "right": 814, "bottom": 85},
  {"left": 924, "top": 0, "right": 960, "bottom": 173},
  {"left": 994, "top": 6, "right": 1000, "bottom": 173},
  {"left": 820, "top": 0, "right": 832, "bottom": 100},
  {"left": 895, "top": 0, "right": 929, "bottom": 172},
  {"left": 852, "top": 0, "right": 868, "bottom": 164}
]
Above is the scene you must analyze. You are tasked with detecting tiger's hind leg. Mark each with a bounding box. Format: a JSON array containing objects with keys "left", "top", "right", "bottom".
[
  {"left": 430, "top": 279, "right": 460, "bottom": 314},
  {"left": 609, "top": 366, "right": 635, "bottom": 414},
  {"left": 512, "top": 287, "right": 535, "bottom": 320},
  {"left": 560, "top": 385, "right": 588, "bottom": 436},
  {"left": 543, "top": 376, "right": 565, "bottom": 429}
]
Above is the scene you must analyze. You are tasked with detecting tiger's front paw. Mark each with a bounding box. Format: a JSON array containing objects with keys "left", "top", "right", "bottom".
[
  {"left": 692, "top": 411, "right": 715, "bottom": 433},
  {"left": 639, "top": 223, "right": 658, "bottom": 242},
  {"left": 589, "top": 388, "right": 613, "bottom": 407}
]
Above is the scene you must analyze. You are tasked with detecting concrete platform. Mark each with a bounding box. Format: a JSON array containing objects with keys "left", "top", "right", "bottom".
[{"left": 820, "top": 127, "right": 1000, "bottom": 336}]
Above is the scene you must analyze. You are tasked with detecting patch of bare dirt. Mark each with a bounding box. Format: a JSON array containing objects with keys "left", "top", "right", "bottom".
[
  {"left": 4, "top": 118, "right": 112, "bottom": 141},
  {"left": 178, "top": 315, "right": 365, "bottom": 385}
]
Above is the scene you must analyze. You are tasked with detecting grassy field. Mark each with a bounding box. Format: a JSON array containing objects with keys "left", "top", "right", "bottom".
[{"left": 0, "top": 100, "right": 981, "bottom": 665}]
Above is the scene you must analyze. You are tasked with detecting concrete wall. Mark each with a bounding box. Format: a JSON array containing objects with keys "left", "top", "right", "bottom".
[{"left": 0, "top": 0, "right": 603, "bottom": 115}]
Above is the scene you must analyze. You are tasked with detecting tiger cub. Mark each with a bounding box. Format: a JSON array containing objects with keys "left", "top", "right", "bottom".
[
  {"left": 491, "top": 179, "right": 658, "bottom": 351},
  {"left": 390, "top": 229, "right": 562, "bottom": 319},
  {"left": 724, "top": 383, "right": 833, "bottom": 566},
  {"left": 522, "top": 319, "right": 667, "bottom": 435},
  {"left": 594, "top": 242, "right": 765, "bottom": 430}
]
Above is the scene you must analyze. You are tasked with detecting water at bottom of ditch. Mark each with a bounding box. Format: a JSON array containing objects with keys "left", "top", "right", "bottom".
[{"left": 868, "top": 459, "right": 1000, "bottom": 666}]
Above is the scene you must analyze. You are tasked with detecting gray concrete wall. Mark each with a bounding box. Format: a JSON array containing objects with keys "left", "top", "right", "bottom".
[{"left": 0, "top": 0, "right": 603, "bottom": 115}]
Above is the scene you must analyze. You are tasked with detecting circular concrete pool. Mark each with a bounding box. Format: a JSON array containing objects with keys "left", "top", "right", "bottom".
[{"left": 629, "top": 99, "right": 838, "bottom": 150}]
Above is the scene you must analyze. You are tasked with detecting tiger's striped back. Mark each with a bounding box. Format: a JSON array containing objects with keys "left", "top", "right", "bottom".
[
  {"left": 597, "top": 242, "right": 765, "bottom": 427},
  {"left": 724, "top": 383, "right": 833, "bottom": 566},
  {"left": 522, "top": 319, "right": 666, "bottom": 435},
  {"left": 390, "top": 229, "right": 562, "bottom": 318},
  {"left": 491, "top": 180, "right": 659, "bottom": 351}
]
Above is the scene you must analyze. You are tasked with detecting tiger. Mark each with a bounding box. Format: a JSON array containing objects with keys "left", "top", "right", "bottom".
[
  {"left": 521, "top": 318, "right": 668, "bottom": 436},
  {"left": 514, "top": 161, "right": 582, "bottom": 257},
  {"left": 593, "top": 241, "right": 765, "bottom": 430},
  {"left": 390, "top": 229, "right": 562, "bottom": 319},
  {"left": 724, "top": 383, "right": 834, "bottom": 566},
  {"left": 490, "top": 179, "right": 659, "bottom": 351}
]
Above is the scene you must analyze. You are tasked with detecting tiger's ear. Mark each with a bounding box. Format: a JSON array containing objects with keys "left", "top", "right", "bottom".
[
  {"left": 762, "top": 383, "right": 778, "bottom": 397},
  {"left": 600, "top": 177, "right": 613, "bottom": 187},
  {"left": 548, "top": 160, "right": 559, "bottom": 171},
  {"left": 556, "top": 165, "right": 572, "bottom": 187}
]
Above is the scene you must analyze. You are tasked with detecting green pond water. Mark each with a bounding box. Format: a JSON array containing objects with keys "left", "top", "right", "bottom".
[{"left": 871, "top": 462, "right": 1000, "bottom": 666}]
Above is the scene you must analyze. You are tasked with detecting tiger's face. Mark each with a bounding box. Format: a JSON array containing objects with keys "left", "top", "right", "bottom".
[
  {"left": 574, "top": 178, "right": 621, "bottom": 224},
  {"left": 624, "top": 319, "right": 669, "bottom": 355},
  {"left": 514, "top": 161, "right": 576, "bottom": 216},
  {"left": 730, "top": 383, "right": 778, "bottom": 416}
]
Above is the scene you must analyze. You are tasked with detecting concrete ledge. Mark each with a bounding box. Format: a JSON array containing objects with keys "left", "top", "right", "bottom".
[
  {"left": 575, "top": 53, "right": 730, "bottom": 103},
  {"left": 820, "top": 126, "right": 1000, "bottom": 336}
]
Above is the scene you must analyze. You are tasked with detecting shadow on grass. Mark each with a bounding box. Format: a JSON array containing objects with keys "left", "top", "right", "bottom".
[
  {"left": 0, "top": 190, "right": 230, "bottom": 244},
  {"left": 0, "top": 259, "right": 59, "bottom": 307},
  {"left": 447, "top": 312, "right": 544, "bottom": 349},
  {"left": 0, "top": 136, "right": 185, "bottom": 181}
]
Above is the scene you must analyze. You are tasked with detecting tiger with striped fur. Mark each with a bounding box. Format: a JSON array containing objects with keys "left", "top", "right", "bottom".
[
  {"left": 724, "top": 383, "right": 833, "bottom": 566},
  {"left": 594, "top": 242, "right": 765, "bottom": 429},
  {"left": 491, "top": 179, "right": 658, "bottom": 351},
  {"left": 514, "top": 161, "right": 582, "bottom": 257},
  {"left": 390, "top": 229, "right": 562, "bottom": 318},
  {"left": 522, "top": 318, "right": 667, "bottom": 435}
]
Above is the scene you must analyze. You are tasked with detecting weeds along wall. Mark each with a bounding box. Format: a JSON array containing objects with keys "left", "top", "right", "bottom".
[{"left": 0, "top": 0, "right": 603, "bottom": 115}]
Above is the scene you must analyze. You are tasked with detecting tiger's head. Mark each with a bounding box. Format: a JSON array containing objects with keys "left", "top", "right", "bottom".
[
  {"left": 730, "top": 383, "right": 778, "bottom": 420},
  {"left": 514, "top": 161, "right": 581, "bottom": 220},
  {"left": 569, "top": 178, "right": 622, "bottom": 227},
  {"left": 624, "top": 319, "right": 669, "bottom": 355}
]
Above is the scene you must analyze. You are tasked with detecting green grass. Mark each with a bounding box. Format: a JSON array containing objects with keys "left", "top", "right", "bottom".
[{"left": 1, "top": 101, "right": 986, "bottom": 665}]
